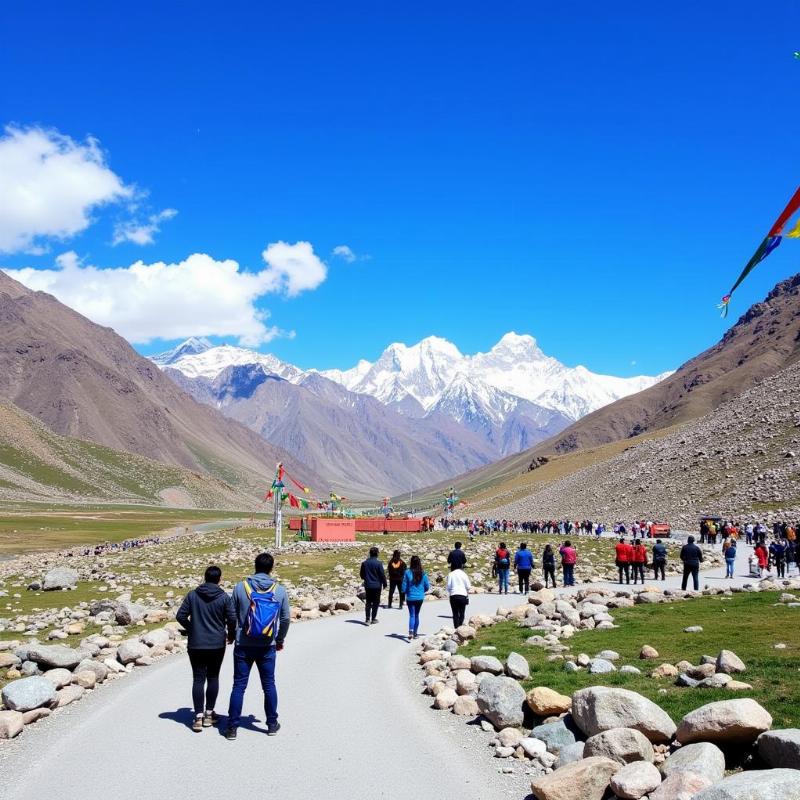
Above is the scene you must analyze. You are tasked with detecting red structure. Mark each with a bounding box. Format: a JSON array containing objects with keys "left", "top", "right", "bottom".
[
  {"left": 289, "top": 517, "right": 422, "bottom": 534},
  {"left": 310, "top": 518, "right": 356, "bottom": 541}
]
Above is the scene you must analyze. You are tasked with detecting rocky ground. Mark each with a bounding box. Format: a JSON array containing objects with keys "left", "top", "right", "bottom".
[{"left": 480, "top": 359, "right": 800, "bottom": 528}]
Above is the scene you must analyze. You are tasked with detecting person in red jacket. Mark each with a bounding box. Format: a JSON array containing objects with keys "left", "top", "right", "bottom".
[
  {"left": 631, "top": 540, "right": 648, "bottom": 584},
  {"left": 615, "top": 537, "right": 631, "bottom": 584},
  {"left": 754, "top": 541, "right": 769, "bottom": 578}
]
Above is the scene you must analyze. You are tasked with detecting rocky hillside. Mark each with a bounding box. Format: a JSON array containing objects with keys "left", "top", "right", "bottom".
[
  {"left": 0, "top": 400, "right": 253, "bottom": 507},
  {"left": 532, "top": 273, "right": 800, "bottom": 456},
  {"left": 0, "top": 271, "right": 321, "bottom": 497},
  {"left": 479, "top": 357, "right": 800, "bottom": 527}
]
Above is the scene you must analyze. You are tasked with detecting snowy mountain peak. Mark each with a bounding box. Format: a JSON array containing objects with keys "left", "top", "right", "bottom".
[{"left": 151, "top": 336, "right": 213, "bottom": 366}]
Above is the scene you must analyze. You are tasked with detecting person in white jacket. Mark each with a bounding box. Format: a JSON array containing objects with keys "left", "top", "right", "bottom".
[{"left": 446, "top": 567, "right": 471, "bottom": 628}]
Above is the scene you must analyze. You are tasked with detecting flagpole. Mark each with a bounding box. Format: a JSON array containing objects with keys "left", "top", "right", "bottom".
[{"left": 274, "top": 486, "right": 282, "bottom": 549}]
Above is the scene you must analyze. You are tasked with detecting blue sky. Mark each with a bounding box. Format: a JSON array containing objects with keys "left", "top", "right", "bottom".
[{"left": 1, "top": 2, "right": 798, "bottom": 376}]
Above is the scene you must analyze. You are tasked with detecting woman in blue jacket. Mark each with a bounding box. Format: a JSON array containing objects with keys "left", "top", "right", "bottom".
[
  {"left": 401, "top": 555, "right": 430, "bottom": 640},
  {"left": 513, "top": 543, "right": 535, "bottom": 594}
]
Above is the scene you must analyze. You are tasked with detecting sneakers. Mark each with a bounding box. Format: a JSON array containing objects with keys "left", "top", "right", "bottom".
[
  {"left": 203, "top": 710, "right": 220, "bottom": 727},
  {"left": 267, "top": 722, "right": 281, "bottom": 736},
  {"left": 224, "top": 727, "right": 237, "bottom": 740},
  {"left": 370, "top": 619, "right": 378, "bottom": 625},
  {"left": 192, "top": 714, "right": 203, "bottom": 733}
]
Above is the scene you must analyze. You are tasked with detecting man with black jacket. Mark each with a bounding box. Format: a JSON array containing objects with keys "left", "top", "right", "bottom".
[
  {"left": 360, "top": 546, "right": 387, "bottom": 625},
  {"left": 176, "top": 565, "right": 237, "bottom": 732},
  {"left": 651, "top": 539, "right": 668, "bottom": 581},
  {"left": 447, "top": 542, "right": 467, "bottom": 570},
  {"left": 680, "top": 536, "right": 704, "bottom": 591}
]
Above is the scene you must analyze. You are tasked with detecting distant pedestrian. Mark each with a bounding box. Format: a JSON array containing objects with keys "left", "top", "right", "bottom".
[
  {"left": 360, "top": 546, "right": 387, "bottom": 625},
  {"left": 542, "top": 544, "right": 556, "bottom": 588},
  {"left": 724, "top": 539, "right": 737, "bottom": 578},
  {"left": 560, "top": 540, "right": 577, "bottom": 586},
  {"left": 225, "top": 553, "right": 290, "bottom": 741},
  {"left": 446, "top": 565, "right": 471, "bottom": 628},
  {"left": 631, "top": 540, "right": 647, "bottom": 584},
  {"left": 679, "top": 535, "right": 704, "bottom": 591},
  {"left": 176, "top": 565, "right": 236, "bottom": 732},
  {"left": 495, "top": 542, "right": 511, "bottom": 594},
  {"left": 402, "top": 555, "right": 430, "bottom": 640},
  {"left": 447, "top": 542, "right": 467, "bottom": 570},
  {"left": 513, "top": 543, "right": 534, "bottom": 594},
  {"left": 770, "top": 539, "right": 787, "bottom": 578},
  {"left": 651, "top": 539, "right": 667, "bottom": 581},
  {"left": 386, "top": 550, "right": 406, "bottom": 609},
  {"left": 615, "top": 537, "right": 631, "bottom": 584},
  {"left": 754, "top": 541, "right": 769, "bottom": 578}
]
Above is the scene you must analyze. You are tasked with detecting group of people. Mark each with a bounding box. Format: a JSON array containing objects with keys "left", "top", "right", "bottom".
[
  {"left": 614, "top": 537, "right": 672, "bottom": 583},
  {"left": 491, "top": 541, "right": 578, "bottom": 590}
]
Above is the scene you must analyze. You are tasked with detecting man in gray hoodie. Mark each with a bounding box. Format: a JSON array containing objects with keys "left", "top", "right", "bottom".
[{"left": 225, "top": 552, "right": 291, "bottom": 740}]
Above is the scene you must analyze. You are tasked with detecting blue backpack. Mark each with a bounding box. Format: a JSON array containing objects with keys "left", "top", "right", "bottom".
[{"left": 243, "top": 579, "right": 282, "bottom": 642}]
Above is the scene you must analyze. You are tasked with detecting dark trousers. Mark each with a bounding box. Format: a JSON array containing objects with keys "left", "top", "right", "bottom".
[
  {"left": 617, "top": 563, "right": 630, "bottom": 583},
  {"left": 449, "top": 595, "right": 468, "bottom": 628},
  {"left": 632, "top": 563, "right": 645, "bottom": 584},
  {"left": 653, "top": 560, "right": 666, "bottom": 580},
  {"left": 543, "top": 565, "right": 556, "bottom": 586},
  {"left": 517, "top": 569, "right": 531, "bottom": 593},
  {"left": 682, "top": 564, "right": 700, "bottom": 591},
  {"left": 364, "top": 587, "right": 382, "bottom": 621},
  {"left": 227, "top": 645, "right": 277, "bottom": 728},
  {"left": 387, "top": 580, "right": 405, "bottom": 608},
  {"left": 188, "top": 647, "right": 225, "bottom": 714},
  {"left": 776, "top": 559, "right": 786, "bottom": 577},
  {"left": 563, "top": 564, "right": 575, "bottom": 586}
]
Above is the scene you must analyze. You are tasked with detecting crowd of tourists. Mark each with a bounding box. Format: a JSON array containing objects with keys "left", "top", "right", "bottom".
[{"left": 438, "top": 517, "right": 673, "bottom": 538}]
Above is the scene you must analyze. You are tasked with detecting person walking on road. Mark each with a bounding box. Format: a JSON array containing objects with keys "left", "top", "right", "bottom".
[
  {"left": 513, "top": 543, "right": 534, "bottom": 594},
  {"left": 631, "top": 539, "right": 647, "bottom": 585},
  {"left": 615, "top": 537, "right": 631, "bottom": 584},
  {"left": 754, "top": 541, "right": 770, "bottom": 578},
  {"left": 447, "top": 542, "right": 467, "bottom": 570},
  {"left": 770, "top": 538, "right": 787, "bottom": 578},
  {"left": 401, "top": 555, "right": 430, "bottom": 640},
  {"left": 225, "top": 553, "right": 290, "bottom": 741},
  {"left": 560, "top": 540, "right": 577, "bottom": 586},
  {"left": 176, "top": 565, "right": 236, "bottom": 732},
  {"left": 495, "top": 542, "right": 511, "bottom": 594},
  {"left": 446, "top": 564, "right": 471, "bottom": 628},
  {"left": 360, "top": 546, "right": 387, "bottom": 624},
  {"left": 386, "top": 550, "right": 406, "bottom": 609},
  {"left": 651, "top": 539, "right": 668, "bottom": 581},
  {"left": 542, "top": 544, "right": 557, "bottom": 588},
  {"left": 724, "top": 538, "right": 737, "bottom": 578},
  {"left": 679, "top": 535, "right": 704, "bottom": 591}
]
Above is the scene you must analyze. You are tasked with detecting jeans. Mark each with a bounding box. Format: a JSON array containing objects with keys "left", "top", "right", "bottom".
[
  {"left": 227, "top": 645, "right": 277, "bottom": 728},
  {"left": 562, "top": 564, "right": 575, "bottom": 586},
  {"left": 632, "top": 563, "right": 645, "bottom": 584},
  {"left": 653, "top": 560, "right": 666, "bottom": 580},
  {"left": 407, "top": 600, "right": 423, "bottom": 635},
  {"left": 725, "top": 558, "right": 735, "bottom": 578},
  {"left": 497, "top": 568, "right": 509, "bottom": 593},
  {"left": 188, "top": 647, "right": 225, "bottom": 714},
  {"left": 543, "top": 565, "right": 556, "bottom": 586},
  {"left": 364, "top": 587, "right": 382, "bottom": 621},
  {"left": 617, "top": 563, "right": 630, "bottom": 583},
  {"left": 449, "top": 595, "right": 468, "bottom": 628},
  {"left": 517, "top": 569, "right": 531, "bottom": 593},
  {"left": 682, "top": 564, "right": 700, "bottom": 591},
  {"left": 387, "top": 580, "right": 404, "bottom": 608}
]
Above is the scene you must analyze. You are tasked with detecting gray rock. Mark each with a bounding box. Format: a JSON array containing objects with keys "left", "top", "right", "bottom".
[
  {"left": 758, "top": 729, "right": 800, "bottom": 769},
  {"left": 583, "top": 726, "right": 655, "bottom": 764},
  {"left": 572, "top": 686, "right": 677, "bottom": 743},
  {"left": 141, "top": 628, "right": 170, "bottom": 648},
  {"left": 661, "top": 741, "right": 726, "bottom": 784},
  {"left": 676, "top": 698, "right": 772, "bottom": 744},
  {"left": 505, "top": 651, "right": 530, "bottom": 680},
  {"left": 1, "top": 676, "right": 57, "bottom": 712},
  {"left": 555, "top": 741, "right": 586, "bottom": 767},
  {"left": 74, "top": 659, "right": 109, "bottom": 683},
  {"left": 609, "top": 761, "right": 662, "bottom": 799},
  {"left": 0, "top": 710, "right": 24, "bottom": 739},
  {"left": 116, "top": 639, "right": 149, "bottom": 665},
  {"left": 619, "top": 665, "right": 641, "bottom": 675},
  {"left": 42, "top": 567, "right": 78, "bottom": 591},
  {"left": 530, "top": 756, "right": 621, "bottom": 800},
  {"left": 476, "top": 675, "right": 526, "bottom": 728},
  {"left": 651, "top": 772, "right": 714, "bottom": 800},
  {"left": 42, "top": 668, "right": 73, "bottom": 689},
  {"left": 114, "top": 601, "right": 148, "bottom": 626},
  {"left": 530, "top": 716, "right": 579, "bottom": 754},
  {"left": 588, "top": 658, "right": 617, "bottom": 674},
  {"left": 470, "top": 655, "right": 504, "bottom": 675},
  {"left": 693, "top": 769, "right": 800, "bottom": 800},
  {"left": 20, "top": 661, "right": 40, "bottom": 677},
  {"left": 716, "top": 649, "right": 746, "bottom": 674},
  {"left": 25, "top": 644, "right": 86, "bottom": 670},
  {"left": 684, "top": 625, "right": 703, "bottom": 633},
  {"left": 596, "top": 649, "right": 620, "bottom": 660},
  {"left": 676, "top": 672, "right": 700, "bottom": 687}
]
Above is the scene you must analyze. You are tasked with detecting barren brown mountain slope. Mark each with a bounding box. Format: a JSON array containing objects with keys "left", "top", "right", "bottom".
[{"left": 0, "top": 271, "right": 321, "bottom": 495}]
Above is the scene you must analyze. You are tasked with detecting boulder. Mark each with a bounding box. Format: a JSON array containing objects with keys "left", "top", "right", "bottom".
[
  {"left": 640, "top": 645, "right": 659, "bottom": 659},
  {"left": 42, "top": 668, "right": 73, "bottom": 689},
  {"left": 555, "top": 741, "right": 586, "bottom": 767},
  {"left": 0, "top": 652, "right": 21, "bottom": 669},
  {"left": 520, "top": 737, "right": 548, "bottom": 758},
  {"left": 42, "top": 567, "right": 78, "bottom": 591},
  {"left": 21, "top": 707, "right": 50, "bottom": 725},
  {"left": 452, "top": 695, "right": 479, "bottom": 716},
  {"left": 0, "top": 710, "right": 24, "bottom": 739},
  {"left": 505, "top": 652, "right": 530, "bottom": 680},
  {"left": 116, "top": 639, "right": 150, "bottom": 665},
  {"left": 692, "top": 769, "right": 800, "bottom": 800},
  {"left": 470, "top": 655, "right": 504, "bottom": 675},
  {"left": 72, "top": 670, "right": 97, "bottom": 689},
  {"left": 588, "top": 658, "right": 616, "bottom": 674},
  {"left": 476, "top": 675, "right": 526, "bottom": 728},
  {"left": 530, "top": 756, "right": 621, "bottom": 800},
  {"left": 758, "top": 729, "right": 800, "bottom": 769},
  {"left": 531, "top": 717, "right": 579, "bottom": 754},
  {"left": 676, "top": 699, "right": 773, "bottom": 744},
  {"left": 498, "top": 727, "right": 524, "bottom": 748},
  {"left": 651, "top": 772, "right": 713, "bottom": 800},
  {"left": 433, "top": 687, "right": 458, "bottom": 710},
  {"left": 55, "top": 684, "right": 84, "bottom": 707},
  {"left": 527, "top": 686, "right": 572, "bottom": 716},
  {"left": 661, "top": 741, "right": 725, "bottom": 784},
  {"left": 571, "top": 686, "right": 676, "bottom": 743},
  {"left": 74, "top": 659, "right": 109, "bottom": 683},
  {"left": 114, "top": 601, "right": 148, "bottom": 626},
  {"left": 651, "top": 663, "right": 679, "bottom": 679},
  {"left": 1, "top": 676, "right": 56, "bottom": 712},
  {"left": 583, "top": 727, "right": 655, "bottom": 764},
  {"left": 609, "top": 760, "right": 662, "bottom": 799},
  {"left": 716, "top": 649, "right": 746, "bottom": 674},
  {"left": 141, "top": 628, "right": 171, "bottom": 648},
  {"left": 25, "top": 644, "right": 85, "bottom": 670}
]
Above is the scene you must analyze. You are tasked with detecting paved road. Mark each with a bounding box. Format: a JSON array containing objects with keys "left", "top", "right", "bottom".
[{"left": 1, "top": 540, "right": 771, "bottom": 800}]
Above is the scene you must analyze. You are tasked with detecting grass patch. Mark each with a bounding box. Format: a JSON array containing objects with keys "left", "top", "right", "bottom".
[{"left": 460, "top": 591, "right": 800, "bottom": 728}]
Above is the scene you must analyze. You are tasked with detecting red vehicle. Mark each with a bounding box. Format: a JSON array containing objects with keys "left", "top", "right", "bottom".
[{"left": 649, "top": 523, "right": 671, "bottom": 538}]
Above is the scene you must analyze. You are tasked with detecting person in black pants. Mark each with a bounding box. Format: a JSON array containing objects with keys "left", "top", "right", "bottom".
[
  {"left": 359, "top": 546, "right": 387, "bottom": 625},
  {"left": 651, "top": 539, "right": 667, "bottom": 580},
  {"left": 542, "top": 544, "right": 557, "bottom": 588},
  {"left": 176, "top": 565, "right": 237, "bottom": 732},
  {"left": 679, "top": 535, "right": 704, "bottom": 591},
  {"left": 386, "top": 550, "right": 406, "bottom": 609}
]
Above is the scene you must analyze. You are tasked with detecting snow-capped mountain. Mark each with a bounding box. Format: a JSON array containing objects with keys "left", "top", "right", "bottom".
[
  {"left": 151, "top": 336, "right": 214, "bottom": 366},
  {"left": 157, "top": 342, "right": 303, "bottom": 382}
]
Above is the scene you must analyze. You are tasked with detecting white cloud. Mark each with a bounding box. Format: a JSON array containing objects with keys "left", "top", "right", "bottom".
[
  {"left": 113, "top": 208, "right": 178, "bottom": 246},
  {"left": 3, "top": 241, "right": 329, "bottom": 346},
  {"left": 0, "top": 126, "right": 133, "bottom": 254},
  {"left": 332, "top": 244, "right": 356, "bottom": 263}
]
